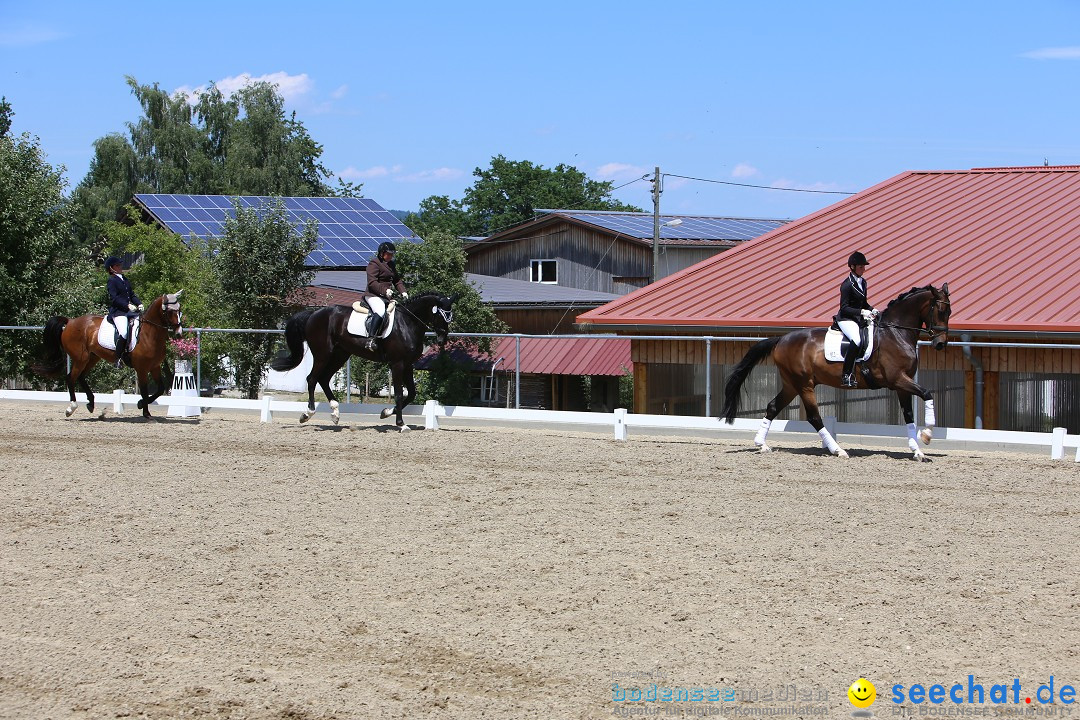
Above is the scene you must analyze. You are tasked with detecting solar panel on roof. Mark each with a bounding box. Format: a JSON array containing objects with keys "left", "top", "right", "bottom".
[
  {"left": 135, "top": 194, "right": 420, "bottom": 268},
  {"left": 562, "top": 212, "right": 785, "bottom": 241}
]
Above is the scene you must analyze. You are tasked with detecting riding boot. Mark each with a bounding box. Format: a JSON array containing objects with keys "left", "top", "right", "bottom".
[
  {"left": 364, "top": 313, "right": 380, "bottom": 351},
  {"left": 115, "top": 334, "right": 128, "bottom": 368},
  {"left": 841, "top": 348, "right": 857, "bottom": 387}
]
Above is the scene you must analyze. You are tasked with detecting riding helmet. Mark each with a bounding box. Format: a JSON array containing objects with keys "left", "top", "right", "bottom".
[
  {"left": 104, "top": 256, "right": 123, "bottom": 271},
  {"left": 847, "top": 251, "right": 869, "bottom": 267},
  {"left": 378, "top": 241, "right": 397, "bottom": 257}
]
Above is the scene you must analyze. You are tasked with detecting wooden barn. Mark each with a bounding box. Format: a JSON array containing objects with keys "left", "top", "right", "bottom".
[
  {"left": 577, "top": 166, "right": 1080, "bottom": 432},
  {"left": 466, "top": 210, "right": 787, "bottom": 294}
]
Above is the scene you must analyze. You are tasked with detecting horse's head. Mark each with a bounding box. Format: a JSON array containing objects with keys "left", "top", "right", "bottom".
[
  {"left": 159, "top": 290, "right": 184, "bottom": 338},
  {"left": 925, "top": 283, "right": 951, "bottom": 350},
  {"left": 425, "top": 294, "right": 455, "bottom": 344}
]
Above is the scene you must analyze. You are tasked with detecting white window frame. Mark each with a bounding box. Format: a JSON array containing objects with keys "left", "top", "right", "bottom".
[{"left": 530, "top": 258, "right": 557, "bottom": 284}]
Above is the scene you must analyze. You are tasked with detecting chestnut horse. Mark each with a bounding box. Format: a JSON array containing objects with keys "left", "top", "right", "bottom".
[
  {"left": 32, "top": 292, "right": 185, "bottom": 419},
  {"left": 270, "top": 293, "right": 454, "bottom": 429},
  {"left": 720, "top": 284, "right": 951, "bottom": 460}
]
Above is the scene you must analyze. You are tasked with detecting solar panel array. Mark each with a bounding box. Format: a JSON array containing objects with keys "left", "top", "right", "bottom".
[
  {"left": 562, "top": 211, "right": 786, "bottom": 241},
  {"left": 134, "top": 194, "right": 419, "bottom": 267}
]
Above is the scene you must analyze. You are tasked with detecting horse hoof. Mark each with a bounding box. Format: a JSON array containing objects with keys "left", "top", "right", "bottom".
[
  {"left": 380, "top": 408, "right": 393, "bottom": 419},
  {"left": 330, "top": 400, "right": 340, "bottom": 425},
  {"left": 756, "top": 444, "right": 772, "bottom": 453},
  {"left": 299, "top": 411, "right": 313, "bottom": 424},
  {"left": 834, "top": 448, "right": 850, "bottom": 459},
  {"left": 399, "top": 425, "right": 411, "bottom": 433},
  {"left": 137, "top": 399, "right": 146, "bottom": 410},
  {"left": 913, "top": 450, "right": 931, "bottom": 462},
  {"left": 65, "top": 402, "right": 77, "bottom": 417},
  {"left": 918, "top": 428, "right": 933, "bottom": 444}
]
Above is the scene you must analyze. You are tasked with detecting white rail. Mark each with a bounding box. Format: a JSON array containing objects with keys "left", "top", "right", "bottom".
[{"left": 3, "top": 390, "right": 1077, "bottom": 461}]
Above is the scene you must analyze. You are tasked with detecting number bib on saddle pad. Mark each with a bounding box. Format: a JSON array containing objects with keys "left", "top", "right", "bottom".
[
  {"left": 345, "top": 299, "right": 397, "bottom": 338},
  {"left": 97, "top": 316, "right": 141, "bottom": 351},
  {"left": 823, "top": 323, "right": 875, "bottom": 363}
]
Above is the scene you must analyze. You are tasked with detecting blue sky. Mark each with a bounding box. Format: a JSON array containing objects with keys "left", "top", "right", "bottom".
[{"left": 3, "top": 1, "right": 1079, "bottom": 221}]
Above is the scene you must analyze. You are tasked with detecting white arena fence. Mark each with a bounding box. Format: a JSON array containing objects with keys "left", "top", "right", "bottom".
[{"left": 0, "top": 389, "right": 1077, "bottom": 462}]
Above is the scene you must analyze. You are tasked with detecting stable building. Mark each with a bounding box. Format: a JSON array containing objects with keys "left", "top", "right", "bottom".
[{"left": 577, "top": 166, "right": 1080, "bottom": 432}]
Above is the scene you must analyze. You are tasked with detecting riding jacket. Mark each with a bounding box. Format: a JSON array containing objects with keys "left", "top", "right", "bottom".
[
  {"left": 365, "top": 255, "right": 407, "bottom": 300},
  {"left": 106, "top": 273, "right": 141, "bottom": 320},
  {"left": 836, "top": 273, "right": 874, "bottom": 326}
]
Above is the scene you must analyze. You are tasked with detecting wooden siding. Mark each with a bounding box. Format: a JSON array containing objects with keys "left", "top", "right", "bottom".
[{"left": 495, "top": 308, "right": 585, "bottom": 335}]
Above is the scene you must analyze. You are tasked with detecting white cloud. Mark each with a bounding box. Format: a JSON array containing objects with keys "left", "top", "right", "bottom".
[
  {"left": 732, "top": 163, "right": 760, "bottom": 178},
  {"left": 0, "top": 24, "right": 66, "bottom": 47},
  {"left": 1021, "top": 46, "right": 1080, "bottom": 60},
  {"left": 174, "top": 72, "right": 315, "bottom": 103},
  {"left": 331, "top": 84, "right": 348, "bottom": 100},
  {"left": 771, "top": 178, "right": 844, "bottom": 193},
  {"left": 337, "top": 165, "right": 402, "bottom": 180},
  {"left": 596, "top": 162, "right": 650, "bottom": 181},
  {"left": 395, "top": 168, "right": 465, "bottom": 183}
]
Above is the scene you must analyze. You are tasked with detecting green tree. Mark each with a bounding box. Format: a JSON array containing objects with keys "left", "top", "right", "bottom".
[
  {"left": 0, "top": 130, "right": 96, "bottom": 379},
  {"left": 215, "top": 198, "right": 317, "bottom": 398},
  {"left": 0, "top": 97, "right": 13, "bottom": 137},
  {"left": 404, "top": 155, "right": 642, "bottom": 237},
  {"left": 394, "top": 231, "right": 507, "bottom": 403}
]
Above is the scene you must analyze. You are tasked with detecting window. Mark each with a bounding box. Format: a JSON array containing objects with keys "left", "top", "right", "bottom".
[{"left": 530, "top": 259, "right": 557, "bottom": 284}]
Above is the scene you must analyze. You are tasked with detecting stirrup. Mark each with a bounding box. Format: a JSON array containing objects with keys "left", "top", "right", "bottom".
[{"left": 841, "top": 373, "right": 856, "bottom": 387}]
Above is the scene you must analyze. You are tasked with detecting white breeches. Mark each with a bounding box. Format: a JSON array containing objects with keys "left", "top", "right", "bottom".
[
  {"left": 113, "top": 315, "right": 129, "bottom": 338},
  {"left": 837, "top": 319, "right": 862, "bottom": 344},
  {"left": 367, "top": 296, "right": 386, "bottom": 316}
]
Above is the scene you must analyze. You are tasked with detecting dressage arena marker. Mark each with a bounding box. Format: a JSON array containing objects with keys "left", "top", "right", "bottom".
[{"left": 1, "top": 390, "right": 1077, "bottom": 461}]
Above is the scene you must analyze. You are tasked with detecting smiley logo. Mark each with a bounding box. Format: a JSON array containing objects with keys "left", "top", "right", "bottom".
[{"left": 848, "top": 678, "right": 876, "bottom": 709}]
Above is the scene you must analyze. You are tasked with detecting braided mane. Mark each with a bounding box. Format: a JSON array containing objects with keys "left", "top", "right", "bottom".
[{"left": 885, "top": 285, "right": 935, "bottom": 311}]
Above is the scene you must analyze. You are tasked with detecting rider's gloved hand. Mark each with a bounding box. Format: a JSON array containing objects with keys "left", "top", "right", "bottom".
[
  {"left": 128, "top": 303, "right": 137, "bottom": 312},
  {"left": 401, "top": 292, "right": 409, "bottom": 300},
  {"left": 137, "top": 303, "right": 145, "bottom": 312},
  {"left": 860, "top": 309, "right": 874, "bottom": 320},
  {"left": 385, "top": 289, "right": 395, "bottom": 299}
]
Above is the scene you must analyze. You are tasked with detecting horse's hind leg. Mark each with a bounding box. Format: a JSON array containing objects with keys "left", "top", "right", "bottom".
[
  {"left": 379, "top": 362, "right": 408, "bottom": 428},
  {"left": 799, "top": 387, "right": 848, "bottom": 458},
  {"left": 755, "top": 385, "right": 797, "bottom": 452},
  {"left": 316, "top": 350, "right": 349, "bottom": 424},
  {"left": 77, "top": 372, "right": 96, "bottom": 416}
]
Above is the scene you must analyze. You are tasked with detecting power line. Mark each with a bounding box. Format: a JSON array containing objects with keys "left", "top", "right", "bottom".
[{"left": 663, "top": 172, "right": 856, "bottom": 195}]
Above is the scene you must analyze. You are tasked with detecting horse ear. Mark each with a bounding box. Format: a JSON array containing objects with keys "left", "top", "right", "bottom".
[
  {"left": 449, "top": 293, "right": 459, "bottom": 304},
  {"left": 941, "top": 282, "right": 948, "bottom": 295},
  {"left": 175, "top": 289, "right": 184, "bottom": 297}
]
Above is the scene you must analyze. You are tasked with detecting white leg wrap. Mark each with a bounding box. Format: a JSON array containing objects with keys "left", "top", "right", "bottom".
[
  {"left": 330, "top": 399, "right": 340, "bottom": 425},
  {"left": 818, "top": 427, "right": 848, "bottom": 458},
  {"left": 66, "top": 401, "right": 78, "bottom": 417},
  {"left": 907, "top": 423, "right": 920, "bottom": 453},
  {"left": 753, "top": 418, "right": 771, "bottom": 447},
  {"left": 924, "top": 399, "right": 936, "bottom": 427}
]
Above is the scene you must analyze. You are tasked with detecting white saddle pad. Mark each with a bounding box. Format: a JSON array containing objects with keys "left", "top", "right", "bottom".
[
  {"left": 97, "top": 316, "right": 141, "bottom": 352},
  {"left": 823, "top": 323, "right": 874, "bottom": 363},
  {"left": 346, "top": 301, "right": 396, "bottom": 338}
]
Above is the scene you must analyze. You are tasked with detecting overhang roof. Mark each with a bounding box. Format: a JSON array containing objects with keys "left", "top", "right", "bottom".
[
  {"left": 419, "top": 336, "right": 631, "bottom": 377},
  {"left": 577, "top": 166, "right": 1080, "bottom": 334}
]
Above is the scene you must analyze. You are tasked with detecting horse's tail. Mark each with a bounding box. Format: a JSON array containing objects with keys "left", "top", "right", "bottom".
[
  {"left": 31, "top": 316, "right": 70, "bottom": 378},
  {"left": 270, "top": 309, "right": 314, "bottom": 371},
  {"left": 720, "top": 336, "right": 782, "bottom": 423}
]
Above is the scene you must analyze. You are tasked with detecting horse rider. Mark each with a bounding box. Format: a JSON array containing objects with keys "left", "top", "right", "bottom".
[
  {"left": 363, "top": 241, "right": 408, "bottom": 351},
  {"left": 105, "top": 256, "right": 143, "bottom": 367},
  {"left": 835, "top": 250, "right": 878, "bottom": 387}
]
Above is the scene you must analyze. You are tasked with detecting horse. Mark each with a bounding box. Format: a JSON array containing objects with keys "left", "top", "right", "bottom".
[
  {"left": 270, "top": 293, "right": 455, "bottom": 429},
  {"left": 31, "top": 292, "right": 185, "bottom": 420},
  {"left": 720, "top": 283, "right": 951, "bottom": 460}
]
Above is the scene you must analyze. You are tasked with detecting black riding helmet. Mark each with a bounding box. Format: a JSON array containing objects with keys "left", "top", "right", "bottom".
[
  {"left": 377, "top": 241, "right": 397, "bottom": 257},
  {"left": 847, "top": 251, "right": 869, "bottom": 267},
  {"left": 104, "top": 256, "right": 123, "bottom": 272}
]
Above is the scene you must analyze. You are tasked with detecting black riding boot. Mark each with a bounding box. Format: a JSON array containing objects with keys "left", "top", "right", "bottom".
[
  {"left": 364, "top": 313, "right": 381, "bottom": 351},
  {"left": 841, "top": 348, "right": 857, "bottom": 387},
  {"left": 115, "top": 333, "right": 128, "bottom": 368}
]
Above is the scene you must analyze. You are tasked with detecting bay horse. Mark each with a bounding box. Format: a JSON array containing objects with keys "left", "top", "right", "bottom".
[
  {"left": 720, "top": 283, "right": 951, "bottom": 460},
  {"left": 270, "top": 293, "right": 454, "bottom": 429},
  {"left": 32, "top": 292, "right": 185, "bottom": 419}
]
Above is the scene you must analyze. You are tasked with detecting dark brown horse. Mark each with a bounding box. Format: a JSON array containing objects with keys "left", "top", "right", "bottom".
[
  {"left": 32, "top": 292, "right": 185, "bottom": 419},
  {"left": 721, "top": 284, "right": 951, "bottom": 460},
  {"left": 270, "top": 293, "right": 454, "bottom": 429}
]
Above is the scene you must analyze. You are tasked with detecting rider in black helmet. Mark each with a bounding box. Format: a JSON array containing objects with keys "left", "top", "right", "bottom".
[
  {"left": 363, "top": 241, "right": 409, "bottom": 351},
  {"left": 835, "top": 251, "right": 877, "bottom": 387},
  {"left": 105, "top": 256, "right": 143, "bottom": 367}
]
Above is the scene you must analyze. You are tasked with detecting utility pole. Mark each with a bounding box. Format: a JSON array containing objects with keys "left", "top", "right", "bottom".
[{"left": 651, "top": 166, "right": 661, "bottom": 284}]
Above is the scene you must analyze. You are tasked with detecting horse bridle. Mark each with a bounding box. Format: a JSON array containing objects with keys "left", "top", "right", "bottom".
[
  {"left": 140, "top": 298, "right": 184, "bottom": 334},
  {"left": 395, "top": 298, "right": 453, "bottom": 333},
  {"left": 877, "top": 292, "right": 950, "bottom": 337}
]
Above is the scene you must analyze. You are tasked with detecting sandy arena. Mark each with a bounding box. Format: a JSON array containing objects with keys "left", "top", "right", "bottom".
[{"left": 0, "top": 400, "right": 1077, "bottom": 719}]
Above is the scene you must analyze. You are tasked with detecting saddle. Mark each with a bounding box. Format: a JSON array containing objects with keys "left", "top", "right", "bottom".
[
  {"left": 346, "top": 299, "right": 397, "bottom": 338},
  {"left": 823, "top": 322, "right": 874, "bottom": 363},
  {"left": 97, "top": 315, "right": 141, "bottom": 352}
]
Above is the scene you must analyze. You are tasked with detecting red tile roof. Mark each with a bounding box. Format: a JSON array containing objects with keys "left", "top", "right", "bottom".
[
  {"left": 577, "top": 166, "right": 1080, "bottom": 334},
  {"left": 420, "top": 336, "right": 631, "bottom": 376}
]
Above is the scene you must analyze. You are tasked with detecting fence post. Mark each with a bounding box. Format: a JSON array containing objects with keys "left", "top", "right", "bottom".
[
  {"left": 515, "top": 335, "right": 521, "bottom": 409},
  {"left": 261, "top": 394, "right": 273, "bottom": 423},
  {"left": 704, "top": 337, "right": 712, "bottom": 417},
  {"left": 614, "top": 408, "right": 627, "bottom": 441},
  {"left": 1051, "top": 427, "right": 1065, "bottom": 460},
  {"left": 196, "top": 328, "right": 202, "bottom": 396},
  {"left": 424, "top": 399, "right": 440, "bottom": 430},
  {"left": 113, "top": 388, "right": 124, "bottom": 414}
]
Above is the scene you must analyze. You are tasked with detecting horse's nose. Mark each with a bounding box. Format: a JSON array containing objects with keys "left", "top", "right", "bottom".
[{"left": 935, "top": 339, "right": 946, "bottom": 350}]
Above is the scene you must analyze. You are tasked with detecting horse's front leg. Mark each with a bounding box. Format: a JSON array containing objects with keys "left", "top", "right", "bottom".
[
  {"left": 379, "top": 362, "right": 408, "bottom": 429},
  {"left": 136, "top": 371, "right": 154, "bottom": 419},
  {"left": 893, "top": 376, "right": 935, "bottom": 444},
  {"left": 798, "top": 387, "right": 847, "bottom": 458},
  {"left": 897, "top": 390, "right": 929, "bottom": 462}
]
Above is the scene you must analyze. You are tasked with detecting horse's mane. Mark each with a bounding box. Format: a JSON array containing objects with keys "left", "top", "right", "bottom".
[
  {"left": 885, "top": 285, "right": 936, "bottom": 311},
  {"left": 405, "top": 291, "right": 448, "bottom": 306}
]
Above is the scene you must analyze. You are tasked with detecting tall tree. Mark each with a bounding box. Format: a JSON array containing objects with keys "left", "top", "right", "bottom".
[
  {"left": 0, "top": 129, "right": 96, "bottom": 378},
  {"left": 404, "top": 155, "right": 642, "bottom": 238},
  {"left": 214, "top": 199, "right": 318, "bottom": 398},
  {"left": 0, "top": 97, "right": 13, "bottom": 137}
]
